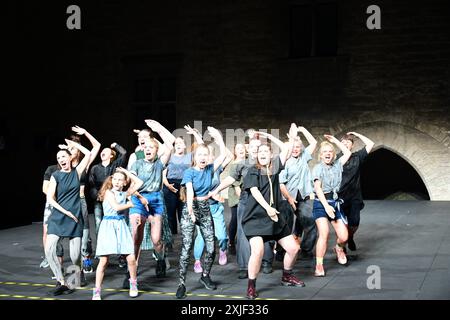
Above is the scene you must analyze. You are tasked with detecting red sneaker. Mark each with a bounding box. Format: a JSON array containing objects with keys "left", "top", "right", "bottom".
[
  {"left": 246, "top": 285, "right": 258, "bottom": 299},
  {"left": 281, "top": 273, "right": 306, "bottom": 287}
]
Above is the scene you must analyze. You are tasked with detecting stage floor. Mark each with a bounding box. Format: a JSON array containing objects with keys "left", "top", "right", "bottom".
[{"left": 1, "top": 201, "right": 449, "bottom": 300}]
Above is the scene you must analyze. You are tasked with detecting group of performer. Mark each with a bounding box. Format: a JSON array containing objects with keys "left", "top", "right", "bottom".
[{"left": 41, "top": 119, "right": 374, "bottom": 299}]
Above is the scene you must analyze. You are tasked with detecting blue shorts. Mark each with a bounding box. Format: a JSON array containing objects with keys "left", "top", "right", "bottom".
[
  {"left": 312, "top": 199, "right": 348, "bottom": 224},
  {"left": 130, "top": 192, "right": 165, "bottom": 217}
]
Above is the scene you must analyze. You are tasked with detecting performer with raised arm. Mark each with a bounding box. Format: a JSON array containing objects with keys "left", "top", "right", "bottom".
[
  {"left": 338, "top": 132, "right": 374, "bottom": 251},
  {"left": 242, "top": 124, "right": 305, "bottom": 299},
  {"left": 176, "top": 127, "right": 226, "bottom": 299},
  {"left": 128, "top": 120, "right": 175, "bottom": 278},
  {"left": 279, "top": 126, "right": 318, "bottom": 258},
  {"left": 209, "top": 130, "right": 277, "bottom": 279},
  {"left": 312, "top": 135, "right": 352, "bottom": 277},
  {"left": 163, "top": 125, "right": 203, "bottom": 236},
  {"left": 92, "top": 167, "right": 143, "bottom": 300},
  {"left": 45, "top": 139, "right": 91, "bottom": 295},
  {"left": 70, "top": 126, "right": 101, "bottom": 274}
]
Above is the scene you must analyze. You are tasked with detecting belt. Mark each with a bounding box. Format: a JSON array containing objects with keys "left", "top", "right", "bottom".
[{"left": 103, "top": 215, "right": 125, "bottom": 220}]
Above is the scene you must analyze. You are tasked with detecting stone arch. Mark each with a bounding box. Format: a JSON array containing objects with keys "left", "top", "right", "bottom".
[
  {"left": 360, "top": 146, "right": 430, "bottom": 200},
  {"left": 330, "top": 120, "right": 450, "bottom": 200}
]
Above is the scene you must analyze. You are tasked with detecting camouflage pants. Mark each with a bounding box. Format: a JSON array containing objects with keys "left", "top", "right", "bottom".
[{"left": 178, "top": 200, "right": 215, "bottom": 285}]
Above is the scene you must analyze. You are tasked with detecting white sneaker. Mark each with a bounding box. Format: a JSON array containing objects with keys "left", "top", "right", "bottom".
[
  {"left": 129, "top": 280, "right": 138, "bottom": 298},
  {"left": 39, "top": 257, "right": 49, "bottom": 268}
]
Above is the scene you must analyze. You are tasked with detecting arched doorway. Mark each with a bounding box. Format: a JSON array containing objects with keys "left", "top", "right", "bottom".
[{"left": 360, "top": 148, "right": 430, "bottom": 200}]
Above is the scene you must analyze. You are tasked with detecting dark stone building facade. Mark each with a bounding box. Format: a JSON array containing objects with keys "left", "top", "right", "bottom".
[{"left": 3, "top": 0, "right": 449, "bottom": 227}]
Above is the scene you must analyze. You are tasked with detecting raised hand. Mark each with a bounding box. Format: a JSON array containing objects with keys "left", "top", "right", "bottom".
[
  {"left": 297, "top": 126, "right": 306, "bottom": 133},
  {"left": 207, "top": 126, "right": 222, "bottom": 140},
  {"left": 324, "top": 134, "right": 338, "bottom": 144},
  {"left": 346, "top": 131, "right": 359, "bottom": 138},
  {"left": 288, "top": 123, "right": 298, "bottom": 139},
  {"left": 64, "top": 139, "right": 76, "bottom": 148},
  {"left": 145, "top": 119, "right": 162, "bottom": 133},
  {"left": 58, "top": 144, "right": 69, "bottom": 150},
  {"left": 184, "top": 125, "right": 199, "bottom": 135},
  {"left": 72, "top": 125, "right": 86, "bottom": 136},
  {"left": 247, "top": 129, "right": 256, "bottom": 139}
]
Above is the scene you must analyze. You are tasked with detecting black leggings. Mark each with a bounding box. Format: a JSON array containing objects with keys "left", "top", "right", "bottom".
[{"left": 228, "top": 205, "right": 238, "bottom": 245}]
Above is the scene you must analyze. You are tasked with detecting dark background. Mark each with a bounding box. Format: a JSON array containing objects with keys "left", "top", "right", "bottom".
[{"left": 3, "top": 0, "right": 449, "bottom": 229}]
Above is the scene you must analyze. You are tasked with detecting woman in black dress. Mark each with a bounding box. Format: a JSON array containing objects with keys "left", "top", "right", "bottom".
[
  {"left": 242, "top": 124, "right": 305, "bottom": 299},
  {"left": 45, "top": 139, "right": 91, "bottom": 295}
]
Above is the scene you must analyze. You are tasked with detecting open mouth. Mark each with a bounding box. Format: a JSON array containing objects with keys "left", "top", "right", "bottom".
[{"left": 199, "top": 160, "right": 207, "bottom": 166}]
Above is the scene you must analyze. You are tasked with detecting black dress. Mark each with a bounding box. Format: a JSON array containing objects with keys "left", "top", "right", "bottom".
[
  {"left": 242, "top": 156, "right": 288, "bottom": 237},
  {"left": 47, "top": 169, "right": 83, "bottom": 238}
]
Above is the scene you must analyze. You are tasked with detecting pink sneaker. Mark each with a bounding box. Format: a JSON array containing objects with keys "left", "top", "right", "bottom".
[
  {"left": 194, "top": 260, "right": 203, "bottom": 273},
  {"left": 92, "top": 288, "right": 101, "bottom": 300},
  {"left": 219, "top": 250, "right": 227, "bottom": 265}
]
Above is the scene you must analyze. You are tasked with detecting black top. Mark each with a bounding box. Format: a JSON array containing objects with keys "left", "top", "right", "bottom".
[
  {"left": 43, "top": 165, "right": 59, "bottom": 181},
  {"left": 47, "top": 169, "right": 83, "bottom": 237},
  {"left": 80, "top": 171, "right": 87, "bottom": 187},
  {"left": 45, "top": 164, "right": 87, "bottom": 186},
  {"left": 241, "top": 156, "right": 287, "bottom": 237},
  {"left": 88, "top": 144, "right": 127, "bottom": 200},
  {"left": 338, "top": 148, "right": 368, "bottom": 202}
]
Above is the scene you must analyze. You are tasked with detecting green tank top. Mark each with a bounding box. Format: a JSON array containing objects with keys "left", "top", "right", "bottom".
[{"left": 136, "top": 150, "right": 145, "bottom": 160}]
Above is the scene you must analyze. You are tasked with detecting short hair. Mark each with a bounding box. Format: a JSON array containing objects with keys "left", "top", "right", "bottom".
[
  {"left": 69, "top": 135, "right": 81, "bottom": 143},
  {"left": 318, "top": 141, "right": 336, "bottom": 162},
  {"left": 340, "top": 134, "right": 354, "bottom": 143}
]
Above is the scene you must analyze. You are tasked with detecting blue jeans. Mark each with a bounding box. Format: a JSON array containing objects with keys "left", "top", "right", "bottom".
[{"left": 193, "top": 202, "right": 228, "bottom": 260}]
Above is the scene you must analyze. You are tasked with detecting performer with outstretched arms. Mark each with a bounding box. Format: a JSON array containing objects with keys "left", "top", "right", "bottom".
[{"left": 312, "top": 135, "right": 352, "bottom": 277}]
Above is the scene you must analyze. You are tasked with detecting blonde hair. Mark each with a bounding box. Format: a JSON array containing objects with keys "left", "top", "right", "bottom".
[
  {"left": 318, "top": 141, "right": 336, "bottom": 162},
  {"left": 143, "top": 138, "right": 159, "bottom": 153}
]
